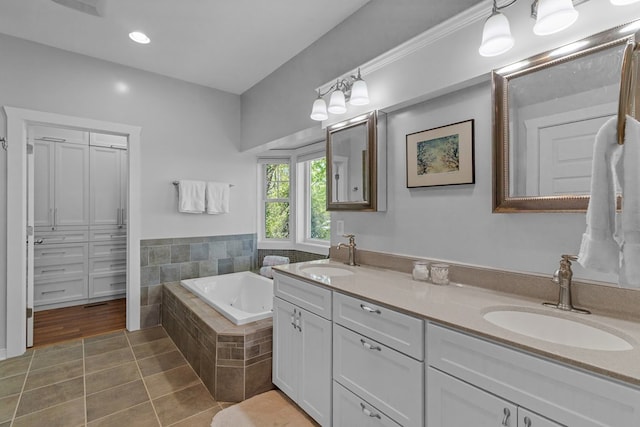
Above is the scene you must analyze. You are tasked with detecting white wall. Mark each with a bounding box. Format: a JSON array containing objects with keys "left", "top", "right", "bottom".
[
  {"left": 332, "top": 82, "right": 618, "bottom": 285},
  {"left": 0, "top": 34, "right": 256, "bottom": 350}
]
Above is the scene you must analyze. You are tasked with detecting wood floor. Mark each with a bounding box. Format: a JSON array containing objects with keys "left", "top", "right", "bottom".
[{"left": 33, "top": 298, "right": 127, "bottom": 347}]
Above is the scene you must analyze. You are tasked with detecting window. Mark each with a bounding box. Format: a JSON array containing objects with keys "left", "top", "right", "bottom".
[
  {"left": 262, "top": 161, "right": 290, "bottom": 240},
  {"left": 305, "top": 156, "right": 330, "bottom": 241}
]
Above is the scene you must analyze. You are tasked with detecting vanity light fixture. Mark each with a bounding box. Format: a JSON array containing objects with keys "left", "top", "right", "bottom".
[
  {"left": 129, "top": 31, "right": 150, "bottom": 44},
  {"left": 479, "top": 0, "right": 587, "bottom": 57},
  {"left": 310, "top": 68, "right": 369, "bottom": 121}
]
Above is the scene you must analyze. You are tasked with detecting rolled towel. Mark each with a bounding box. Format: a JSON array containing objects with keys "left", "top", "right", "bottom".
[
  {"left": 262, "top": 255, "right": 290, "bottom": 267},
  {"left": 259, "top": 266, "right": 274, "bottom": 279}
]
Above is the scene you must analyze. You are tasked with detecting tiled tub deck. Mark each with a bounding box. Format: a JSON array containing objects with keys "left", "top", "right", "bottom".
[{"left": 162, "top": 282, "right": 274, "bottom": 402}]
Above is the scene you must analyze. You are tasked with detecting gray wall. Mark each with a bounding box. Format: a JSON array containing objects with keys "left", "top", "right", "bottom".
[
  {"left": 240, "top": 0, "right": 482, "bottom": 151},
  {"left": 0, "top": 34, "right": 257, "bottom": 350}
]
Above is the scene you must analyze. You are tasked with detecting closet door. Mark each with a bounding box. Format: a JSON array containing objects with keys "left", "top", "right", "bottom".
[
  {"left": 120, "top": 150, "right": 128, "bottom": 227},
  {"left": 90, "top": 146, "right": 121, "bottom": 226},
  {"left": 33, "top": 140, "right": 55, "bottom": 228},
  {"left": 54, "top": 142, "right": 89, "bottom": 226}
]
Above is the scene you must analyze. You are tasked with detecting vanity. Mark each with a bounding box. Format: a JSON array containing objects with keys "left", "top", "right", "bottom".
[{"left": 272, "top": 261, "right": 640, "bottom": 427}]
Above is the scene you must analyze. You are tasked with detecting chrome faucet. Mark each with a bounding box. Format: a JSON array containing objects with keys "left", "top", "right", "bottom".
[
  {"left": 543, "top": 255, "right": 590, "bottom": 314},
  {"left": 337, "top": 234, "right": 358, "bottom": 266}
]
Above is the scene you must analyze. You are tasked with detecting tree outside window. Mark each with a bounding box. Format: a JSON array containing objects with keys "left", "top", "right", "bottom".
[
  {"left": 264, "top": 163, "right": 290, "bottom": 239},
  {"left": 309, "top": 158, "right": 330, "bottom": 241}
]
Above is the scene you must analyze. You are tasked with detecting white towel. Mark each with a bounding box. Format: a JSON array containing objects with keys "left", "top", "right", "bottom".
[
  {"left": 178, "top": 180, "right": 205, "bottom": 213},
  {"left": 262, "top": 255, "right": 290, "bottom": 266},
  {"left": 620, "top": 115, "right": 640, "bottom": 287},
  {"left": 578, "top": 117, "right": 623, "bottom": 274},
  {"left": 205, "top": 182, "right": 230, "bottom": 214}
]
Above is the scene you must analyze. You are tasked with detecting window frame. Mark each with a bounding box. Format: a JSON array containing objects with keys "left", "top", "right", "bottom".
[
  {"left": 297, "top": 152, "right": 330, "bottom": 247},
  {"left": 258, "top": 158, "right": 292, "bottom": 248}
]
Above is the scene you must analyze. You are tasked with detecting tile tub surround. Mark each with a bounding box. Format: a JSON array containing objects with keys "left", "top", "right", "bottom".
[
  {"left": 0, "top": 327, "right": 232, "bottom": 427},
  {"left": 162, "top": 282, "right": 274, "bottom": 403},
  {"left": 140, "top": 234, "right": 257, "bottom": 328},
  {"left": 328, "top": 247, "right": 640, "bottom": 322}
]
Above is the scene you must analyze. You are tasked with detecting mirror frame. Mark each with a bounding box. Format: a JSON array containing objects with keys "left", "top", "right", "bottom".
[
  {"left": 326, "top": 111, "right": 378, "bottom": 211},
  {"left": 492, "top": 22, "right": 639, "bottom": 213}
]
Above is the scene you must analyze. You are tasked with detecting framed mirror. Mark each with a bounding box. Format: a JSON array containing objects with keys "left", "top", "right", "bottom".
[
  {"left": 492, "top": 22, "right": 640, "bottom": 212},
  {"left": 326, "top": 111, "right": 382, "bottom": 211}
]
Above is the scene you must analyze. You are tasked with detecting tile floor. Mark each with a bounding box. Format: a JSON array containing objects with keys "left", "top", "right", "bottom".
[{"left": 0, "top": 327, "right": 232, "bottom": 427}]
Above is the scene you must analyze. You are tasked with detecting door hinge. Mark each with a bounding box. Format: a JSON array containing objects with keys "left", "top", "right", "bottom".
[
  {"left": 26, "top": 308, "right": 33, "bottom": 319},
  {"left": 27, "top": 226, "right": 33, "bottom": 236},
  {"left": 26, "top": 143, "right": 34, "bottom": 154}
]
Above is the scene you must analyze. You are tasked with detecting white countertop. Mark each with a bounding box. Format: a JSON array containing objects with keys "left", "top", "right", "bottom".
[{"left": 273, "top": 259, "right": 640, "bottom": 387}]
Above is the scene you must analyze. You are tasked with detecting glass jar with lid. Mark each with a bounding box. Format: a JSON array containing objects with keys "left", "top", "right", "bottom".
[{"left": 412, "top": 261, "right": 429, "bottom": 281}]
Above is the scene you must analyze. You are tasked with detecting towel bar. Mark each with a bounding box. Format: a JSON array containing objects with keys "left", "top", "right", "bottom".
[{"left": 172, "top": 181, "right": 234, "bottom": 187}]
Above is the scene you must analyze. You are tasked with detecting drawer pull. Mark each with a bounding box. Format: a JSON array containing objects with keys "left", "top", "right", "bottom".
[
  {"left": 41, "top": 268, "right": 65, "bottom": 273},
  {"left": 501, "top": 408, "right": 511, "bottom": 426},
  {"left": 34, "top": 239, "right": 44, "bottom": 245},
  {"left": 109, "top": 247, "right": 125, "bottom": 252},
  {"left": 110, "top": 282, "right": 126, "bottom": 286},
  {"left": 360, "top": 339, "right": 381, "bottom": 351},
  {"left": 109, "top": 263, "right": 126, "bottom": 268},
  {"left": 359, "top": 403, "right": 381, "bottom": 419},
  {"left": 523, "top": 416, "right": 531, "bottom": 427},
  {"left": 42, "top": 289, "right": 65, "bottom": 295},
  {"left": 360, "top": 304, "right": 381, "bottom": 314},
  {"left": 291, "top": 309, "right": 297, "bottom": 329},
  {"left": 42, "top": 252, "right": 66, "bottom": 256}
]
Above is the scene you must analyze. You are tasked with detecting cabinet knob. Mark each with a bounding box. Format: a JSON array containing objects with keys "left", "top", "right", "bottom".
[{"left": 501, "top": 408, "right": 511, "bottom": 426}]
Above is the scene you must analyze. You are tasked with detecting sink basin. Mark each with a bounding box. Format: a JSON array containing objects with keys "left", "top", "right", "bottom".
[
  {"left": 300, "top": 265, "right": 354, "bottom": 277},
  {"left": 483, "top": 309, "right": 633, "bottom": 351}
]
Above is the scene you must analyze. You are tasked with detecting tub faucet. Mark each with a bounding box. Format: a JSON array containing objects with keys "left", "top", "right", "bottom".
[
  {"left": 337, "top": 234, "right": 358, "bottom": 266},
  {"left": 543, "top": 254, "right": 590, "bottom": 314}
]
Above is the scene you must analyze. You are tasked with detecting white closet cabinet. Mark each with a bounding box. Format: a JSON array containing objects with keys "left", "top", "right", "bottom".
[
  {"left": 273, "top": 272, "right": 332, "bottom": 427},
  {"left": 90, "top": 144, "right": 127, "bottom": 227},
  {"left": 33, "top": 139, "right": 89, "bottom": 228}
]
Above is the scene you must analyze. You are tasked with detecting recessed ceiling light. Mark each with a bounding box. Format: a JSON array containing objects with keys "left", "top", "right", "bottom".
[{"left": 129, "top": 31, "right": 150, "bottom": 44}]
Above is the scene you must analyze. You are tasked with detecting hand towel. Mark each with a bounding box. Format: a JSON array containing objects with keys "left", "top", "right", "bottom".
[
  {"left": 620, "top": 115, "right": 640, "bottom": 287},
  {"left": 205, "top": 182, "right": 230, "bottom": 214},
  {"left": 262, "top": 255, "right": 290, "bottom": 266},
  {"left": 178, "top": 180, "right": 205, "bottom": 213},
  {"left": 577, "top": 117, "right": 623, "bottom": 274}
]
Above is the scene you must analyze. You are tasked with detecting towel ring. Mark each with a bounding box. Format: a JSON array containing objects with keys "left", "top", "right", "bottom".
[{"left": 618, "top": 39, "right": 639, "bottom": 145}]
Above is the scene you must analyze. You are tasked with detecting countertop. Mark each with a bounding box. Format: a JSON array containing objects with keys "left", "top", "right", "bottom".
[{"left": 273, "top": 260, "right": 640, "bottom": 387}]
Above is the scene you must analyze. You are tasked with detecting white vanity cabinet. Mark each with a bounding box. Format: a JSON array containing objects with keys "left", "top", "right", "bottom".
[
  {"left": 272, "top": 272, "right": 332, "bottom": 426},
  {"left": 427, "top": 323, "right": 640, "bottom": 427},
  {"left": 333, "top": 293, "right": 424, "bottom": 427}
]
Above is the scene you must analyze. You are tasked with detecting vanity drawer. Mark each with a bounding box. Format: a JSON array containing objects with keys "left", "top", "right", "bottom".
[
  {"left": 333, "top": 292, "right": 423, "bottom": 360},
  {"left": 273, "top": 271, "right": 332, "bottom": 319},
  {"left": 34, "top": 275, "right": 88, "bottom": 306},
  {"left": 90, "top": 272, "right": 127, "bottom": 298},
  {"left": 89, "top": 241, "right": 127, "bottom": 258},
  {"left": 89, "top": 257, "right": 127, "bottom": 274},
  {"left": 35, "top": 228, "right": 89, "bottom": 244},
  {"left": 89, "top": 227, "right": 126, "bottom": 242},
  {"left": 333, "top": 381, "right": 401, "bottom": 427},
  {"left": 427, "top": 323, "right": 640, "bottom": 426},
  {"left": 31, "top": 126, "right": 89, "bottom": 145},
  {"left": 333, "top": 324, "right": 423, "bottom": 427},
  {"left": 34, "top": 242, "right": 87, "bottom": 265}
]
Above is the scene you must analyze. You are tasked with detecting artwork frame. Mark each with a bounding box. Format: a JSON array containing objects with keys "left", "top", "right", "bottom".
[{"left": 406, "top": 119, "right": 475, "bottom": 188}]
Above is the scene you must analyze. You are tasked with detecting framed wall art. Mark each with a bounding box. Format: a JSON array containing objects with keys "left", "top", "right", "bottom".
[{"left": 406, "top": 119, "right": 475, "bottom": 188}]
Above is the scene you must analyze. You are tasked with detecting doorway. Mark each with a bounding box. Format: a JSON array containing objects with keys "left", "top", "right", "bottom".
[{"left": 5, "top": 106, "right": 141, "bottom": 358}]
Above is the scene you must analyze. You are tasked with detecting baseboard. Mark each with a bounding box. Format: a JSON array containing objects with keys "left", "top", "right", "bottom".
[{"left": 0, "top": 348, "right": 6, "bottom": 361}]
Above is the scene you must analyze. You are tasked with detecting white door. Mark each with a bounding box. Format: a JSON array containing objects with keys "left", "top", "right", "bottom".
[
  {"left": 33, "top": 139, "right": 54, "bottom": 228},
  {"left": 272, "top": 297, "right": 299, "bottom": 399},
  {"left": 90, "top": 146, "right": 121, "bottom": 226},
  {"left": 427, "top": 367, "right": 518, "bottom": 426},
  {"left": 55, "top": 142, "right": 89, "bottom": 226},
  {"left": 298, "top": 308, "right": 332, "bottom": 426},
  {"left": 120, "top": 150, "right": 128, "bottom": 227},
  {"left": 26, "top": 143, "right": 35, "bottom": 347}
]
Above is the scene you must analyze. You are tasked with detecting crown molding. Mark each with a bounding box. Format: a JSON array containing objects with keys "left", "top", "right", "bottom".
[{"left": 316, "top": 0, "right": 492, "bottom": 93}]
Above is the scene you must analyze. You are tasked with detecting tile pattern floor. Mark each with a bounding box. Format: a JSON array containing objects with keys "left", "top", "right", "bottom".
[{"left": 0, "top": 327, "right": 232, "bottom": 426}]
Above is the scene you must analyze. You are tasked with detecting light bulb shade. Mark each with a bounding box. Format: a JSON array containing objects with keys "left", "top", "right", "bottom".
[
  {"left": 533, "top": 0, "right": 578, "bottom": 36},
  {"left": 349, "top": 79, "right": 369, "bottom": 106},
  {"left": 479, "top": 12, "right": 514, "bottom": 57},
  {"left": 310, "top": 97, "right": 328, "bottom": 121},
  {"left": 611, "top": 0, "right": 640, "bottom": 4},
  {"left": 328, "top": 90, "right": 347, "bottom": 114}
]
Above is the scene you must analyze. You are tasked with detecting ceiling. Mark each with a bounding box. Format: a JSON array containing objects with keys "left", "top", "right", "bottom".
[{"left": 0, "top": 0, "right": 370, "bottom": 94}]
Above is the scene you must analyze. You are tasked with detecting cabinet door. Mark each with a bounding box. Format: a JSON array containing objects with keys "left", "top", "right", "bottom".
[
  {"left": 272, "top": 297, "right": 299, "bottom": 400},
  {"left": 55, "top": 142, "right": 89, "bottom": 226},
  {"left": 33, "top": 140, "right": 55, "bottom": 227},
  {"left": 427, "top": 367, "right": 518, "bottom": 427},
  {"left": 90, "top": 146, "right": 121, "bottom": 226},
  {"left": 120, "top": 150, "right": 128, "bottom": 226},
  {"left": 519, "top": 408, "right": 564, "bottom": 427},
  {"left": 298, "top": 307, "right": 332, "bottom": 426}
]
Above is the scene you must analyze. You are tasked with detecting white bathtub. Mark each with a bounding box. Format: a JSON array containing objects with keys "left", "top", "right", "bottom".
[{"left": 180, "top": 272, "right": 273, "bottom": 325}]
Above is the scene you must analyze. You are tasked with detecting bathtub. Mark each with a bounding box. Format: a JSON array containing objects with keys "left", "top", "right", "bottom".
[{"left": 180, "top": 271, "right": 273, "bottom": 325}]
